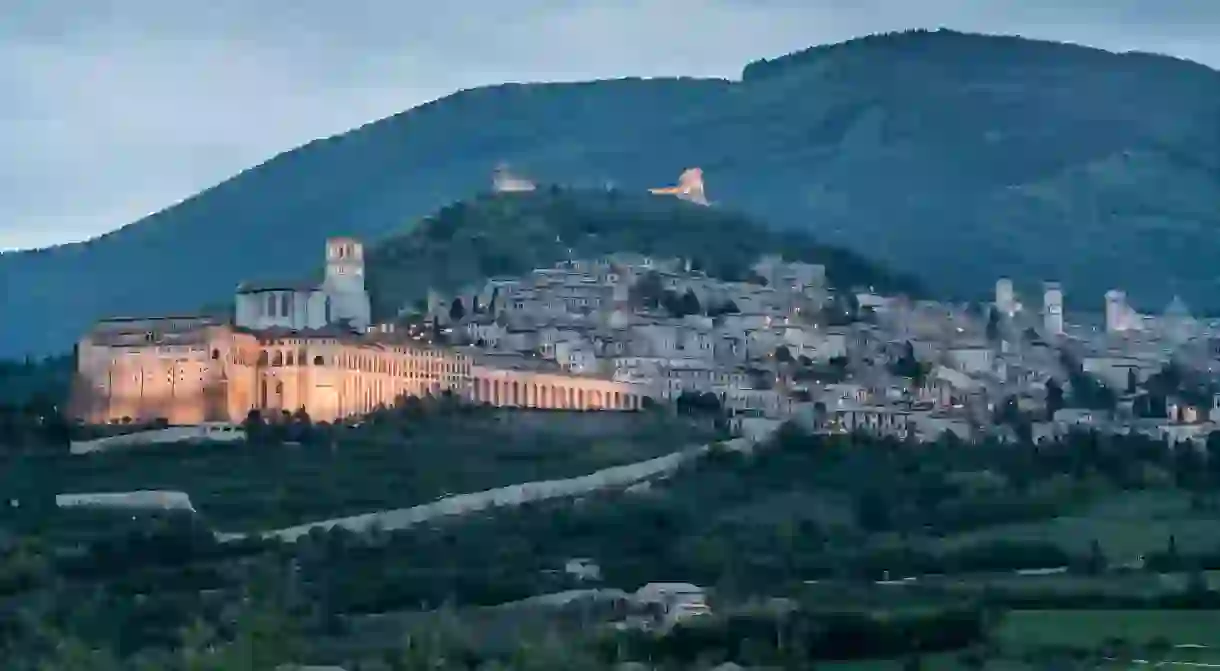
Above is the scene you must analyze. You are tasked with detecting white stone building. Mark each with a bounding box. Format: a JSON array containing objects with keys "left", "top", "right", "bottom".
[{"left": 235, "top": 238, "right": 371, "bottom": 333}]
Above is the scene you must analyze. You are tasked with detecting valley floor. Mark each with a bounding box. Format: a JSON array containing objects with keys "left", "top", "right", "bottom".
[{"left": 8, "top": 418, "right": 1220, "bottom": 669}]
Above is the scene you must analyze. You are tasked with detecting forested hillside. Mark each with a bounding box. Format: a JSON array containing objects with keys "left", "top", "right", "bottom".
[
  {"left": 3, "top": 28, "right": 1218, "bottom": 356},
  {"left": 364, "top": 188, "right": 919, "bottom": 318}
]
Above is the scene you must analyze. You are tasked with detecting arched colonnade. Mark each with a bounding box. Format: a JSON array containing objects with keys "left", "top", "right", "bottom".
[{"left": 471, "top": 370, "right": 646, "bottom": 411}]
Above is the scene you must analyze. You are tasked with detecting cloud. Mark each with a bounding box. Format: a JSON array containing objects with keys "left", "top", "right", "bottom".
[{"left": 2, "top": 0, "right": 1218, "bottom": 250}]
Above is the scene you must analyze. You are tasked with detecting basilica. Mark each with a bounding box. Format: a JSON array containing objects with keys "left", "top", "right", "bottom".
[{"left": 71, "top": 238, "right": 653, "bottom": 426}]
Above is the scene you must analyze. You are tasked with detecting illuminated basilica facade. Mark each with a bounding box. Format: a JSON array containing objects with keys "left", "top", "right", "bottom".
[{"left": 70, "top": 239, "right": 652, "bottom": 426}]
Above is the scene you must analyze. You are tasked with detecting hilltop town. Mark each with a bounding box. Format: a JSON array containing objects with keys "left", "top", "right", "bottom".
[
  {"left": 69, "top": 198, "right": 1220, "bottom": 450},
  {"left": 395, "top": 252, "right": 1220, "bottom": 446},
  {"left": 42, "top": 214, "right": 1220, "bottom": 667}
]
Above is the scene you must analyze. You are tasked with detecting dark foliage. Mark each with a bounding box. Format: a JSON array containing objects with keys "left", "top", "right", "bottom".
[{"left": 364, "top": 189, "right": 919, "bottom": 319}]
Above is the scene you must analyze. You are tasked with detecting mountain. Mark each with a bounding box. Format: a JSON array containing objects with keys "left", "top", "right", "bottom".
[
  {"left": 363, "top": 188, "right": 919, "bottom": 317},
  {"left": 2, "top": 28, "right": 1218, "bottom": 357}
]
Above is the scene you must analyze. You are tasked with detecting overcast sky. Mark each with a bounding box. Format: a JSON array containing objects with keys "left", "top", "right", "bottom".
[{"left": 2, "top": 1, "right": 1218, "bottom": 251}]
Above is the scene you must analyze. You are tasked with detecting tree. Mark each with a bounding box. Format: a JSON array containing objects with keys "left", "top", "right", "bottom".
[
  {"left": 1146, "top": 636, "right": 1173, "bottom": 666},
  {"left": 1146, "top": 362, "right": 1184, "bottom": 397},
  {"left": 958, "top": 650, "right": 986, "bottom": 670},
  {"left": 679, "top": 288, "right": 702, "bottom": 316},
  {"left": 1103, "top": 637, "right": 1133, "bottom": 667},
  {"left": 1067, "top": 368, "right": 1117, "bottom": 411},
  {"left": 1206, "top": 431, "right": 1220, "bottom": 479},
  {"left": 242, "top": 409, "right": 265, "bottom": 444},
  {"left": 855, "top": 490, "right": 893, "bottom": 532},
  {"left": 1173, "top": 443, "right": 1204, "bottom": 490},
  {"left": 889, "top": 341, "right": 926, "bottom": 385},
  {"left": 630, "top": 271, "right": 664, "bottom": 309},
  {"left": 178, "top": 618, "right": 221, "bottom": 671},
  {"left": 995, "top": 396, "right": 1021, "bottom": 426},
  {"left": 488, "top": 286, "right": 500, "bottom": 315},
  {"left": 710, "top": 299, "right": 739, "bottom": 316},
  {"left": 1084, "top": 538, "right": 1107, "bottom": 575},
  {"left": 288, "top": 408, "right": 314, "bottom": 444},
  {"left": 676, "top": 391, "right": 722, "bottom": 416},
  {"left": 30, "top": 631, "right": 123, "bottom": 671},
  {"left": 843, "top": 292, "right": 860, "bottom": 318},
  {"left": 449, "top": 297, "right": 466, "bottom": 322},
  {"left": 661, "top": 290, "right": 684, "bottom": 317}
]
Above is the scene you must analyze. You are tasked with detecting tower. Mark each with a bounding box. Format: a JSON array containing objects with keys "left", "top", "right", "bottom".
[
  {"left": 995, "top": 278, "right": 1015, "bottom": 316},
  {"left": 1163, "top": 295, "right": 1195, "bottom": 345},
  {"left": 322, "top": 238, "right": 371, "bottom": 331},
  {"left": 1042, "top": 282, "right": 1064, "bottom": 336},
  {"left": 1105, "top": 289, "right": 1127, "bottom": 334}
]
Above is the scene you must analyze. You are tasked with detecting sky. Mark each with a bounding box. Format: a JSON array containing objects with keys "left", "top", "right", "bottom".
[{"left": 2, "top": 0, "right": 1218, "bottom": 251}]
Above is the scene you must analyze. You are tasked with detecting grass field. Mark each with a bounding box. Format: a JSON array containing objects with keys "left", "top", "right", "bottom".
[
  {"left": 823, "top": 654, "right": 1032, "bottom": 670},
  {"left": 937, "top": 490, "right": 1220, "bottom": 564},
  {"left": 923, "top": 571, "right": 1199, "bottom": 600},
  {"left": 1, "top": 410, "right": 713, "bottom": 534},
  {"left": 995, "top": 609, "right": 1220, "bottom": 648},
  {"left": 822, "top": 610, "right": 1220, "bottom": 670}
]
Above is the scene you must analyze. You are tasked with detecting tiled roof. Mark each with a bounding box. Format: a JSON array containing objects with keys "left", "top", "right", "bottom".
[{"left": 236, "top": 280, "right": 320, "bottom": 294}]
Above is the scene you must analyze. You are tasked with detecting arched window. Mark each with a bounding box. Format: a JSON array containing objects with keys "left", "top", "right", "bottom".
[
  {"left": 272, "top": 351, "right": 283, "bottom": 367},
  {"left": 285, "top": 351, "right": 294, "bottom": 366},
  {"left": 313, "top": 355, "right": 325, "bottom": 366},
  {"left": 210, "top": 349, "right": 220, "bottom": 360},
  {"left": 257, "top": 351, "right": 269, "bottom": 366}
]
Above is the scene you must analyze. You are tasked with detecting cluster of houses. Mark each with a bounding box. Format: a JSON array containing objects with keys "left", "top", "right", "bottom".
[
  {"left": 415, "top": 252, "right": 1220, "bottom": 447},
  {"left": 74, "top": 230, "right": 1220, "bottom": 448}
]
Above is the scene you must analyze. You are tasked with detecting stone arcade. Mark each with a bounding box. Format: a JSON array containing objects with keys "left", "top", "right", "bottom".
[{"left": 71, "top": 238, "right": 653, "bottom": 425}]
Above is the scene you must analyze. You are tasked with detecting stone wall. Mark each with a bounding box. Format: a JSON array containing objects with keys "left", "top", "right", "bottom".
[{"left": 226, "top": 444, "right": 708, "bottom": 543}]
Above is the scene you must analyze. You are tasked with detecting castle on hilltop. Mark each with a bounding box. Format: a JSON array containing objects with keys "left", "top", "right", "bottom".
[
  {"left": 490, "top": 165, "right": 708, "bottom": 205},
  {"left": 649, "top": 168, "right": 709, "bottom": 206},
  {"left": 71, "top": 238, "right": 651, "bottom": 426},
  {"left": 491, "top": 164, "right": 537, "bottom": 193}
]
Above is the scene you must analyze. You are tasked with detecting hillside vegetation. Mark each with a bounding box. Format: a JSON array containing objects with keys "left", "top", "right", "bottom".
[
  {"left": 3, "top": 28, "right": 1219, "bottom": 356},
  {"left": 7, "top": 415, "right": 1220, "bottom": 668},
  {"left": 5, "top": 406, "right": 713, "bottom": 536},
  {"left": 364, "top": 188, "right": 919, "bottom": 317}
]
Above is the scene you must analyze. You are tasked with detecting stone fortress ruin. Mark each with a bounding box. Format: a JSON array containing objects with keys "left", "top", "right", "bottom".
[
  {"left": 492, "top": 163, "right": 709, "bottom": 206},
  {"left": 491, "top": 163, "right": 537, "bottom": 193},
  {"left": 649, "top": 168, "right": 709, "bottom": 206}
]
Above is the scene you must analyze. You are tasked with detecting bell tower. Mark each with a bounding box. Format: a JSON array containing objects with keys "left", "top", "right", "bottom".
[
  {"left": 325, "top": 238, "right": 364, "bottom": 289},
  {"left": 322, "top": 237, "right": 371, "bottom": 330}
]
